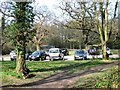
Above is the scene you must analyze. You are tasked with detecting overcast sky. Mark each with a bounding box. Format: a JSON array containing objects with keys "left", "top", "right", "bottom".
[
  {"left": 0, "top": 0, "right": 119, "bottom": 21},
  {"left": 34, "top": 0, "right": 58, "bottom": 11}
]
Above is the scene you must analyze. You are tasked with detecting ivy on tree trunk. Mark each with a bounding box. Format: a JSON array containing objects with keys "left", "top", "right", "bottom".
[{"left": 7, "top": 2, "right": 34, "bottom": 77}]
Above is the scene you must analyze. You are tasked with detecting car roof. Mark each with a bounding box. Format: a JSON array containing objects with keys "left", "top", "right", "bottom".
[
  {"left": 76, "top": 49, "right": 84, "bottom": 51},
  {"left": 33, "top": 51, "right": 43, "bottom": 53},
  {"left": 49, "top": 48, "right": 60, "bottom": 50},
  {"left": 10, "top": 50, "right": 16, "bottom": 52}
]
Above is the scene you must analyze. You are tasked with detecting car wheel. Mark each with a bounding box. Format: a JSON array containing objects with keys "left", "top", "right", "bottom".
[
  {"left": 25, "top": 57, "right": 28, "bottom": 60},
  {"left": 44, "top": 56, "right": 46, "bottom": 60},
  {"left": 29, "top": 59, "right": 32, "bottom": 61},
  {"left": 84, "top": 57, "right": 87, "bottom": 60},
  {"left": 50, "top": 57, "right": 53, "bottom": 61},
  {"left": 74, "top": 57, "right": 77, "bottom": 60},
  {"left": 11, "top": 58, "right": 14, "bottom": 61}
]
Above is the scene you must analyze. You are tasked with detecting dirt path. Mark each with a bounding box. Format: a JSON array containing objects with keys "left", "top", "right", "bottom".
[{"left": 3, "top": 61, "right": 119, "bottom": 88}]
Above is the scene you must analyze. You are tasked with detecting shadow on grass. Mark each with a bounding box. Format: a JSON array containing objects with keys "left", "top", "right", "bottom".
[
  {"left": 2, "top": 61, "right": 118, "bottom": 88},
  {"left": 27, "top": 74, "right": 36, "bottom": 78},
  {"left": 30, "top": 60, "right": 115, "bottom": 73}
]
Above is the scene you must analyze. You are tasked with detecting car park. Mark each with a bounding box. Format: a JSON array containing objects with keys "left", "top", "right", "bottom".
[
  {"left": 48, "top": 48, "right": 64, "bottom": 60},
  {"left": 74, "top": 50, "right": 87, "bottom": 60},
  {"left": 28, "top": 51, "right": 46, "bottom": 61}
]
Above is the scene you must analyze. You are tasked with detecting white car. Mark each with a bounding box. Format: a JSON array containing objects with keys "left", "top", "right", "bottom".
[
  {"left": 106, "top": 47, "right": 112, "bottom": 55},
  {"left": 10, "top": 50, "right": 16, "bottom": 61},
  {"left": 10, "top": 50, "right": 29, "bottom": 61},
  {"left": 48, "top": 48, "right": 64, "bottom": 60}
]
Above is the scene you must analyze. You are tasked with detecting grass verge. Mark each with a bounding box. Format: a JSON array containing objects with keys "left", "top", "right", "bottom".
[
  {"left": 1, "top": 60, "right": 119, "bottom": 87},
  {"left": 70, "top": 66, "right": 119, "bottom": 88}
]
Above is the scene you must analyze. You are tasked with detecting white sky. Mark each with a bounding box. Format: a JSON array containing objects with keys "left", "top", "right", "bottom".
[
  {"left": 0, "top": 0, "right": 119, "bottom": 21},
  {"left": 33, "top": 0, "right": 62, "bottom": 20},
  {"left": 34, "top": 0, "right": 58, "bottom": 11}
]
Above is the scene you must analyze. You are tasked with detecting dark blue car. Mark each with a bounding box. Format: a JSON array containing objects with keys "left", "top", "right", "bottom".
[
  {"left": 88, "top": 48, "right": 100, "bottom": 55},
  {"left": 74, "top": 50, "right": 87, "bottom": 60},
  {"left": 28, "top": 51, "right": 46, "bottom": 61}
]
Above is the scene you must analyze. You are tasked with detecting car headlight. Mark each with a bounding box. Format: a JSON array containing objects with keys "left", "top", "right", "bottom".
[
  {"left": 36, "top": 55, "right": 39, "bottom": 57},
  {"left": 75, "top": 55, "right": 79, "bottom": 57}
]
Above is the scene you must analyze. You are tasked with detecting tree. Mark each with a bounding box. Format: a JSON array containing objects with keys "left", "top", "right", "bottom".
[
  {"left": 33, "top": 6, "right": 52, "bottom": 51},
  {"left": 0, "top": 2, "right": 14, "bottom": 55},
  {"left": 58, "top": 0, "right": 100, "bottom": 49},
  {"left": 58, "top": 0, "right": 119, "bottom": 60},
  {"left": 33, "top": 22, "right": 49, "bottom": 51},
  {"left": 6, "top": 1, "right": 34, "bottom": 77},
  {"left": 93, "top": 0, "right": 118, "bottom": 60}
]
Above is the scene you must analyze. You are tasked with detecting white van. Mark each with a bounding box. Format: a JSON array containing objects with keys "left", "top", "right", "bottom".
[{"left": 48, "top": 48, "right": 64, "bottom": 60}]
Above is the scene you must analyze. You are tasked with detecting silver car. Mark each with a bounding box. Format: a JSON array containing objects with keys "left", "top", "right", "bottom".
[{"left": 48, "top": 48, "right": 64, "bottom": 60}]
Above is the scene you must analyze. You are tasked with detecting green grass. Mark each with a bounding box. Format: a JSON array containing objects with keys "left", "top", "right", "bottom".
[
  {"left": 1, "top": 60, "right": 119, "bottom": 87},
  {"left": 94, "top": 66, "right": 119, "bottom": 88},
  {"left": 71, "top": 66, "right": 119, "bottom": 88},
  {"left": 111, "top": 49, "right": 120, "bottom": 54}
]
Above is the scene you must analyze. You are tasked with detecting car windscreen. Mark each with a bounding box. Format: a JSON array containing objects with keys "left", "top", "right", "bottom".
[
  {"left": 45, "top": 50, "right": 49, "bottom": 52},
  {"left": 32, "top": 51, "right": 40, "bottom": 56},
  {"left": 61, "top": 49, "right": 66, "bottom": 52},
  {"left": 11, "top": 50, "right": 16, "bottom": 53},
  {"left": 75, "top": 50, "right": 84, "bottom": 54},
  {"left": 49, "top": 49, "right": 59, "bottom": 53}
]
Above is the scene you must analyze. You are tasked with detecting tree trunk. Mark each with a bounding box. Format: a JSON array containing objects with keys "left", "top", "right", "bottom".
[
  {"left": 96, "top": 1, "right": 108, "bottom": 60},
  {"left": 36, "top": 44, "right": 40, "bottom": 51},
  {"left": 70, "top": 42, "right": 72, "bottom": 49},
  {"left": 102, "top": 0, "right": 108, "bottom": 60},
  {"left": 16, "top": 51, "right": 28, "bottom": 74},
  {"left": 16, "top": 52, "right": 25, "bottom": 73},
  {"left": 16, "top": 36, "right": 29, "bottom": 78},
  {"left": 79, "top": 41, "right": 81, "bottom": 49},
  {"left": 73, "top": 42, "right": 75, "bottom": 49},
  {"left": 102, "top": 43, "right": 107, "bottom": 60}
]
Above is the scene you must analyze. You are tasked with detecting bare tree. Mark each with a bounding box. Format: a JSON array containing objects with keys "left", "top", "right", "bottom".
[
  {"left": 33, "top": 22, "right": 49, "bottom": 51},
  {"left": 0, "top": 2, "right": 13, "bottom": 48},
  {"left": 59, "top": 0, "right": 118, "bottom": 60},
  {"left": 93, "top": 0, "right": 118, "bottom": 60},
  {"left": 33, "top": 6, "right": 52, "bottom": 51},
  {"left": 58, "top": 0, "right": 99, "bottom": 49}
]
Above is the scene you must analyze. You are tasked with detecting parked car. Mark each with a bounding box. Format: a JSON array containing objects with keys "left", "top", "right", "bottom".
[
  {"left": 88, "top": 47, "right": 100, "bottom": 55},
  {"left": 106, "top": 47, "right": 112, "bottom": 55},
  {"left": 48, "top": 48, "right": 64, "bottom": 60},
  {"left": 44, "top": 49, "right": 49, "bottom": 56},
  {"left": 61, "top": 48, "right": 69, "bottom": 56},
  {"left": 74, "top": 50, "right": 87, "bottom": 60},
  {"left": 9, "top": 50, "right": 29, "bottom": 61},
  {"left": 10, "top": 50, "right": 16, "bottom": 61},
  {"left": 28, "top": 51, "right": 46, "bottom": 61}
]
